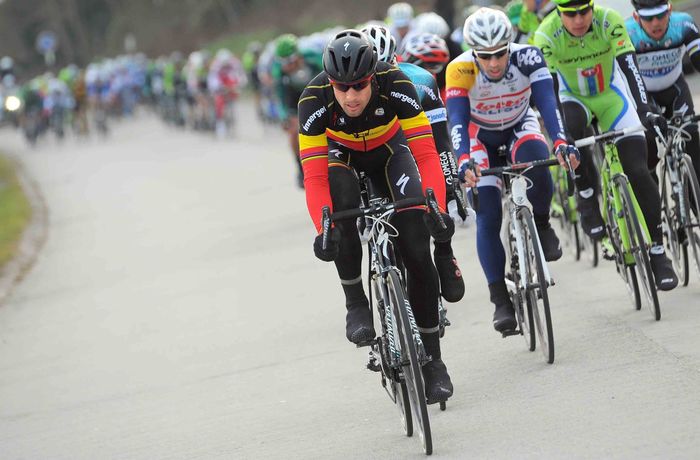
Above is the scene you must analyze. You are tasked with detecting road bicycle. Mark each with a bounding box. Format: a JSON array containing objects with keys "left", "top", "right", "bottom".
[
  {"left": 471, "top": 154, "right": 570, "bottom": 364},
  {"left": 655, "top": 113, "right": 700, "bottom": 286},
  {"left": 321, "top": 187, "right": 446, "bottom": 455},
  {"left": 575, "top": 126, "right": 661, "bottom": 320}
]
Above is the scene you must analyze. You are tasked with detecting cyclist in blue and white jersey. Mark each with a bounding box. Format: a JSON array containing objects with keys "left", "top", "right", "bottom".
[
  {"left": 626, "top": 0, "right": 700, "bottom": 180},
  {"left": 446, "top": 8, "right": 579, "bottom": 333}
]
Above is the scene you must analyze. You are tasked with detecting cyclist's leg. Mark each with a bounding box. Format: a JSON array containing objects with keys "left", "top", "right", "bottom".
[
  {"left": 328, "top": 150, "right": 375, "bottom": 343},
  {"left": 469, "top": 126, "right": 517, "bottom": 332},
  {"left": 561, "top": 96, "right": 605, "bottom": 239},
  {"left": 380, "top": 138, "right": 452, "bottom": 401},
  {"left": 509, "top": 109, "right": 561, "bottom": 261},
  {"left": 597, "top": 75, "right": 678, "bottom": 289}
]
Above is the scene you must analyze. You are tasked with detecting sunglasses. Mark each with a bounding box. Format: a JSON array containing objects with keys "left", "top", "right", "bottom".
[
  {"left": 329, "top": 74, "right": 373, "bottom": 92},
  {"left": 639, "top": 10, "right": 668, "bottom": 21},
  {"left": 474, "top": 45, "right": 509, "bottom": 60},
  {"left": 558, "top": 1, "right": 594, "bottom": 16}
]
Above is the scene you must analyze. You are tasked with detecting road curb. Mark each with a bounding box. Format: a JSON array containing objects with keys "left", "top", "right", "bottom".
[{"left": 0, "top": 158, "right": 48, "bottom": 305}]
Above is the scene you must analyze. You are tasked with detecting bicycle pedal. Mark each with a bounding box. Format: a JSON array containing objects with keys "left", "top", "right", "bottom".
[
  {"left": 366, "top": 361, "right": 381, "bottom": 373},
  {"left": 355, "top": 339, "right": 377, "bottom": 348},
  {"left": 501, "top": 329, "right": 521, "bottom": 338}
]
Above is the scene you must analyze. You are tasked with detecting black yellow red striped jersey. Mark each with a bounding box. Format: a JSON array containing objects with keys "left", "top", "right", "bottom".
[{"left": 298, "top": 60, "right": 446, "bottom": 231}]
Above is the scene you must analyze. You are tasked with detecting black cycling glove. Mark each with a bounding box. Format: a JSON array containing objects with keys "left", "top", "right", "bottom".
[
  {"left": 313, "top": 228, "right": 341, "bottom": 262},
  {"left": 641, "top": 111, "right": 668, "bottom": 139},
  {"left": 423, "top": 211, "right": 455, "bottom": 243}
]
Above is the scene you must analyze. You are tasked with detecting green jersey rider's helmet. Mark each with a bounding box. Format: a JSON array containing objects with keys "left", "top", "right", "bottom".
[
  {"left": 551, "top": 0, "right": 592, "bottom": 6},
  {"left": 275, "top": 34, "right": 299, "bottom": 59}
]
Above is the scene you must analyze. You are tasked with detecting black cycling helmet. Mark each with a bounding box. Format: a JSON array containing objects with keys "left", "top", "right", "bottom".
[
  {"left": 323, "top": 29, "right": 378, "bottom": 83},
  {"left": 631, "top": 0, "right": 668, "bottom": 10}
]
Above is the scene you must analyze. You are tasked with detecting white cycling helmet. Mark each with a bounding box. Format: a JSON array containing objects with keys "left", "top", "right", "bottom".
[
  {"left": 388, "top": 2, "right": 414, "bottom": 27},
  {"left": 413, "top": 12, "right": 450, "bottom": 39},
  {"left": 463, "top": 7, "right": 513, "bottom": 50},
  {"left": 362, "top": 25, "right": 397, "bottom": 64}
]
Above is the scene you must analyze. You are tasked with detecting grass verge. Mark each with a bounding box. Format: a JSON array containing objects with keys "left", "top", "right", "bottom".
[{"left": 0, "top": 154, "right": 31, "bottom": 269}]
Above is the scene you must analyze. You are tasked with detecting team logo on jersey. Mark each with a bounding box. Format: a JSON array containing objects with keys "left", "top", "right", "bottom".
[
  {"left": 396, "top": 173, "right": 410, "bottom": 195},
  {"left": 577, "top": 63, "right": 605, "bottom": 96},
  {"left": 302, "top": 106, "right": 327, "bottom": 132},
  {"left": 338, "top": 116, "right": 345, "bottom": 126},
  {"left": 516, "top": 48, "right": 542, "bottom": 67},
  {"left": 375, "top": 108, "right": 384, "bottom": 116}
]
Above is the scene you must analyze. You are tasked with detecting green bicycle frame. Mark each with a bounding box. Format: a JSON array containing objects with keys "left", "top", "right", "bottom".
[{"left": 600, "top": 143, "right": 652, "bottom": 265}]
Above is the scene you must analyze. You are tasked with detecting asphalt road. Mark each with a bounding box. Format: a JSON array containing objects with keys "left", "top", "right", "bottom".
[{"left": 1, "top": 89, "right": 699, "bottom": 459}]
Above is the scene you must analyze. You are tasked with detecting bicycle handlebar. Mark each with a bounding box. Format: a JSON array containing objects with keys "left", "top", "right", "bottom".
[
  {"left": 574, "top": 125, "right": 645, "bottom": 148},
  {"left": 480, "top": 157, "right": 560, "bottom": 176},
  {"left": 321, "top": 188, "right": 441, "bottom": 245}
]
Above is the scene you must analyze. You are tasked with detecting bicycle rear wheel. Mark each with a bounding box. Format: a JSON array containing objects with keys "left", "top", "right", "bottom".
[
  {"left": 614, "top": 175, "right": 661, "bottom": 320},
  {"left": 387, "top": 270, "right": 432, "bottom": 455},
  {"left": 680, "top": 155, "right": 700, "bottom": 280},
  {"left": 660, "top": 161, "right": 689, "bottom": 286},
  {"left": 519, "top": 207, "right": 555, "bottom": 364},
  {"left": 395, "top": 380, "right": 413, "bottom": 437}
]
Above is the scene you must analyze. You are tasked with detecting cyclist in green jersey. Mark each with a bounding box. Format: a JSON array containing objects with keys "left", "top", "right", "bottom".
[{"left": 534, "top": 0, "right": 678, "bottom": 290}]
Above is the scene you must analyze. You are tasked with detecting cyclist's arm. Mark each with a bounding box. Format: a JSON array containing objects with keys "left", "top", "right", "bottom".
[
  {"left": 444, "top": 58, "right": 474, "bottom": 174},
  {"left": 680, "top": 13, "right": 700, "bottom": 72},
  {"left": 617, "top": 51, "right": 651, "bottom": 112},
  {"left": 389, "top": 69, "right": 447, "bottom": 210},
  {"left": 519, "top": 46, "right": 567, "bottom": 146},
  {"left": 418, "top": 77, "right": 459, "bottom": 199},
  {"left": 297, "top": 80, "right": 330, "bottom": 232},
  {"left": 605, "top": 9, "right": 652, "bottom": 112}
]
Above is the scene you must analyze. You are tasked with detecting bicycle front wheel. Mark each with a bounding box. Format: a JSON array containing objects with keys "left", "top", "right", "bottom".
[
  {"left": 680, "top": 155, "right": 700, "bottom": 281},
  {"left": 518, "top": 207, "right": 555, "bottom": 364},
  {"left": 506, "top": 211, "right": 535, "bottom": 351},
  {"left": 614, "top": 175, "right": 661, "bottom": 320},
  {"left": 387, "top": 270, "right": 432, "bottom": 455}
]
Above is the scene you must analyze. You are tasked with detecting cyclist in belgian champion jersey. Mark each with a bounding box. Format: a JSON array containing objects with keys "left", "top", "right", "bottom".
[
  {"left": 363, "top": 24, "right": 469, "bottom": 304},
  {"left": 446, "top": 8, "right": 580, "bottom": 333},
  {"left": 534, "top": 0, "right": 679, "bottom": 290},
  {"left": 626, "top": 0, "right": 700, "bottom": 181},
  {"left": 298, "top": 30, "right": 454, "bottom": 403}
]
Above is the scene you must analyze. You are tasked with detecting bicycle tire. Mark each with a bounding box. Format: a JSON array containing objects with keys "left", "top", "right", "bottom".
[
  {"left": 613, "top": 175, "right": 661, "bottom": 320},
  {"left": 505, "top": 211, "right": 535, "bottom": 351},
  {"left": 604, "top": 182, "right": 642, "bottom": 310},
  {"left": 387, "top": 270, "right": 432, "bottom": 455},
  {"left": 660, "top": 161, "right": 689, "bottom": 286},
  {"left": 518, "top": 207, "right": 555, "bottom": 364},
  {"left": 680, "top": 155, "right": 700, "bottom": 280},
  {"left": 396, "top": 380, "right": 413, "bottom": 437},
  {"left": 373, "top": 274, "right": 413, "bottom": 437},
  {"left": 573, "top": 217, "right": 582, "bottom": 261}
]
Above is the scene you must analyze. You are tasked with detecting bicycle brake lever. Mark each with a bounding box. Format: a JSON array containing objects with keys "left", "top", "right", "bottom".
[
  {"left": 426, "top": 188, "right": 446, "bottom": 230},
  {"left": 653, "top": 125, "right": 668, "bottom": 148},
  {"left": 468, "top": 158, "right": 480, "bottom": 213},
  {"left": 321, "top": 206, "right": 331, "bottom": 251}
]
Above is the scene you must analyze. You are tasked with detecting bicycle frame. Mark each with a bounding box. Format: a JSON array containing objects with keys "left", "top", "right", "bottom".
[
  {"left": 658, "top": 115, "right": 700, "bottom": 237},
  {"left": 599, "top": 142, "right": 652, "bottom": 265},
  {"left": 575, "top": 126, "right": 651, "bottom": 264},
  {"left": 503, "top": 173, "right": 555, "bottom": 292}
]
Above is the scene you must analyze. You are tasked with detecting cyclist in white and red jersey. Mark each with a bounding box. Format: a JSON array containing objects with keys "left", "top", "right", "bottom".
[{"left": 446, "top": 8, "right": 579, "bottom": 333}]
